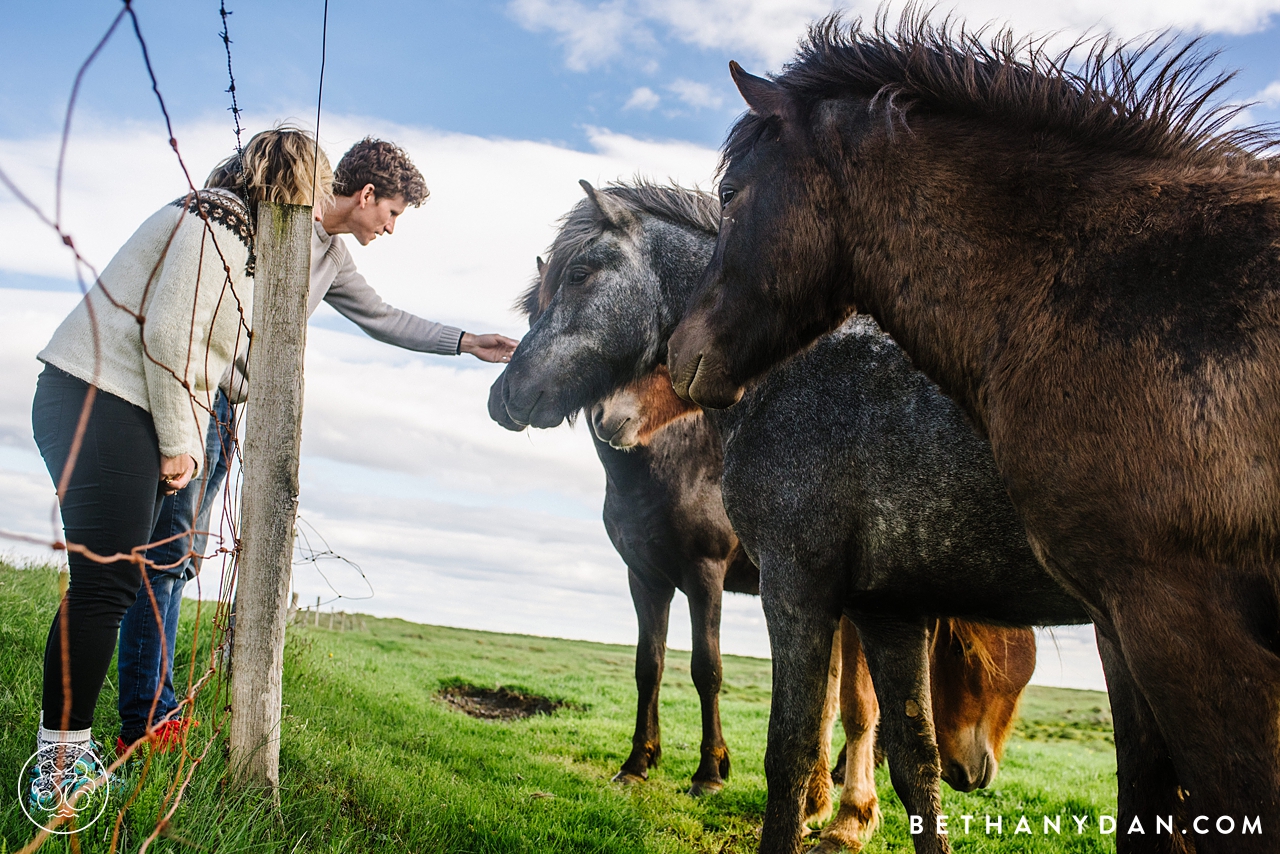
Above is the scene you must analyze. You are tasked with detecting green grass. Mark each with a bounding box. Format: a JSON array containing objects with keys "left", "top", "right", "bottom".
[{"left": 0, "top": 562, "right": 1118, "bottom": 852}]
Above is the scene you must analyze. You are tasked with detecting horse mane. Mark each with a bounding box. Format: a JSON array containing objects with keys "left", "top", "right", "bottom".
[
  {"left": 517, "top": 180, "right": 721, "bottom": 320},
  {"left": 724, "top": 12, "right": 1277, "bottom": 173}
]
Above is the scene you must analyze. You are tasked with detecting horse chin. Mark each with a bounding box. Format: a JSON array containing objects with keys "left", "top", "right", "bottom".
[
  {"left": 526, "top": 406, "right": 568, "bottom": 430},
  {"left": 683, "top": 353, "right": 745, "bottom": 409}
]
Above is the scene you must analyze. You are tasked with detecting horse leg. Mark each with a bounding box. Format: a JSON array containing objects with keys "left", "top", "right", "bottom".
[
  {"left": 854, "top": 613, "right": 950, "bottom": 854},
  {"left": 759, "top": 572, "right": 841, "bottom": 854},
  {"left": 686, "top": 564, "right": 731, "bottom": 796},
  {"left": 1095, "top": 627, "right": 1191, "bottom": 854},
  {"left": 802, "top": 621, "right": 842, "bottom": 830},
  {"left": 1109, "top": 571, "right": 1280, "bottom": 854},
  {"left": 614, "top": 569, "right": 675, "bottom": 784},
  {"left": 814, "top": 617, "right": 881, "bottom": 853},
  {"left": 831, "top": 744, "right": 847, "bottom": 786}
]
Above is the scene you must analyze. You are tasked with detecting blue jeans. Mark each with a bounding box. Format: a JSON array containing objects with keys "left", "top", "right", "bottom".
[{"left": 117, "top": 391, "right": 235, "bottom": 742}]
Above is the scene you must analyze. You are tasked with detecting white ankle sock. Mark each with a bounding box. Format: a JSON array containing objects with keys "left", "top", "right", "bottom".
[{"left": 37, "top": 713, "right": 92, "bottom": 750}]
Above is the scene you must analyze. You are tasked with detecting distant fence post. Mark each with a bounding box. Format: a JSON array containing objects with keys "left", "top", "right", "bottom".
[{"left": 230, "top": 201, "right": 312, "bottom": 793}]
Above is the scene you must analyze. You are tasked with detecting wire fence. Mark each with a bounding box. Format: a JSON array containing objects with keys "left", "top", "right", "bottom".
[{"left": 0, "top": 1, "right": 343, "bottom": 849}]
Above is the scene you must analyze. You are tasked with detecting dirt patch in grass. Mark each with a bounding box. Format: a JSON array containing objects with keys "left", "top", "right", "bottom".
[{"left": 439, "top": 683, "right": 567, "bottom": 720}]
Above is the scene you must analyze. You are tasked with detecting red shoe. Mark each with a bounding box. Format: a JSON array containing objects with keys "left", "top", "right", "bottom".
[{"left": 152, "top": 718, "right": 198, "bottom": 752}]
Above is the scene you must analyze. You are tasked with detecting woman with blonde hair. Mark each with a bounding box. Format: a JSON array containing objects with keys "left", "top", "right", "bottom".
[{"left": 27, "top": 127, "right": 326, "bottom": 802}]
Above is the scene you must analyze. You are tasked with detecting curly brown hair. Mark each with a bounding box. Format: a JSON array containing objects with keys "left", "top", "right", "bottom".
[{"left": 333, "top": 137, "right": 429, "bottom": 206}]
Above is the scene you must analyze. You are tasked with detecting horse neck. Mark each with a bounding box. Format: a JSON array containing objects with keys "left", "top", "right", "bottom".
[
  {"left": 644, "top": 217, "right": 718, "bottom": 336},
  {"left": 834, "top": 119, "right": 1183, "bottom": 428}
]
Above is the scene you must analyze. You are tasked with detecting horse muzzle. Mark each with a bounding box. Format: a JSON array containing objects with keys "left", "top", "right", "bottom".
[
  {"left": 488, "top": 372, "right": 528, "bottom": 432},
  {"left": 667, "top": 320, "right": 744, "bottom": 409},
  {"left": 942, "top": 750, "right": 997, "bottom": 793}
]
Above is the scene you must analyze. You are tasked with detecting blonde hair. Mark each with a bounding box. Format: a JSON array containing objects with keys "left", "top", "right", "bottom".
[{"left": 205, "top": 126, "right": 334, "bottom": 214}]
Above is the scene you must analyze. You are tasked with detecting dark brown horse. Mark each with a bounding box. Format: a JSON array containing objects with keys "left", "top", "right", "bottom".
[
  {"left": 596, "top": 370, "right": 1038, "bottom": 851},
  {"left": 667, "top": 15, "right": 1280, "bottom": 853}
]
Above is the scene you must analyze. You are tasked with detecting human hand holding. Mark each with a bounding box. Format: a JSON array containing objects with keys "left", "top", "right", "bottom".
[
  {"left": 461, "top": 332, "right": 519, "bottom": 363},
  {"left": 160, "top": 454, "right": 196, "bottom": 495}
]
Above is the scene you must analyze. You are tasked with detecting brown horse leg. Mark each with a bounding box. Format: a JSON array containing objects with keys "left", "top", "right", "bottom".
[
  {"left": 1095, "top": 628, "right": 1192, "bottom": 854},
  {"left": 759, "top": 583, "right": 842, "bottom": 854},
  {"left": 686, "top": 567, "right": 731, "bottom": 796},
  {"left": 854, "top": 613, "right": 950, "bottom": 854},
  {"left": 614, "top": 569, "right": 675, "bottom": 784},
  {"left": 814, "top": 617, "right": 881, "bottom": 853},
  {"left": 802, "top": 621, "right": 843, "bottom": 830},
  {"left": 1111, "top": 572, "right": 1280, "bottom": 854}
]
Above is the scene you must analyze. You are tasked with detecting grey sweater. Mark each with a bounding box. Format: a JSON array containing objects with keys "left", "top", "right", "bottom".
[{"left": 222, "top": 221, "right": 463, "bottom": 402}]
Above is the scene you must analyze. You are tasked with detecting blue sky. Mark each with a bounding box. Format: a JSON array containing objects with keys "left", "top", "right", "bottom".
[
  {"left": 0, "top": 1, "right": 749, "bottom": 150},
  {"left": 6, "top": 1, "right": 1280, "bottom": 690},
  {"left": 4, "top": 1, "right": 1278, "bottom": 154}
]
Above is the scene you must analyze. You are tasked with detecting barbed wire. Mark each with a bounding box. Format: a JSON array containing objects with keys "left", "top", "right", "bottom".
[
  {"left": 294, "top": 515, "right": 375, "bottom": 606},
  {"left": 219, "top": 0, "right": 254, "bottom": 239},
  {"left": 311, "top": 0, "right": 329, "bottom": 208},
  {"left": 0, "top": 0, "right": 331, "bottom": 847}
]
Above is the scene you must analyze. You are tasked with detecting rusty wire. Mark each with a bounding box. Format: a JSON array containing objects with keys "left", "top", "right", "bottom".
[{"left": 0, "top": 1, "right": 293, "bottom": 848}]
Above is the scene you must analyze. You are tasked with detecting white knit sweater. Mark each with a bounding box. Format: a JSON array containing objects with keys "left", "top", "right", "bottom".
[{"left": 38, "top": 189, "right": 255, "bottom": 469}]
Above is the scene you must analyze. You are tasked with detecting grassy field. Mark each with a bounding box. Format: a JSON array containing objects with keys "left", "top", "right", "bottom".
[{"left": 0, "top": 562, "right": 1118, "bottom": 852}]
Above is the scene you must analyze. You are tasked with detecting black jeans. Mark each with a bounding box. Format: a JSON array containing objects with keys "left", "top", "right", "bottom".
[{"left": 32, "top": 364, "right": 164, "bottom": 731}]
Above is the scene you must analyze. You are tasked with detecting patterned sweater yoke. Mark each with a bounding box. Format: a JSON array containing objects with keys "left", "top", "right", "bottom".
[{"left": 38, "top": 188, "right": 256, "bottom": 469}]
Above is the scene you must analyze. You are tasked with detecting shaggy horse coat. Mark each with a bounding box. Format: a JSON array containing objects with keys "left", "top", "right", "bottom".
[
  {"left": 594, "top": 365, "right": 1040, "bottom": 851},
  {"left": 667, "top": 15, "right": 1280, "bottom": 854}
]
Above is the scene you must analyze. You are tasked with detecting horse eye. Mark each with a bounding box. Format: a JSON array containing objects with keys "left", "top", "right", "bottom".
[
  {"left": 720, "top": 188, "right": 736, "bottom": 208},
  {"left": 568, "top": 268, "right": 590, "bottom": 286}
]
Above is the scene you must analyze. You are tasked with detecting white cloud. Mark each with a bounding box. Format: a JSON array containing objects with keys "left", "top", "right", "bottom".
[
  {"left": 1255, "top": 80, "right": 1280, "bottom": 107},
  {"left": 667, "top": 78, "right": 725, "bottom": 109},
  {"left": 511, "top": 0, "right": 1280, "bottom": 73},
  {"left": 508, "top": 0, "right": 659, "bottom": 71},
  {"left": 624, "top": 85, "right": 662, "bottom": 110},
  {"left": 0, "top": 113, "right": 719, "bottom": 332}
]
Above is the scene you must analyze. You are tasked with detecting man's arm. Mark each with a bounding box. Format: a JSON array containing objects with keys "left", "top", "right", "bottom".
[
  {"left": 324, "top": 244, "right": 516, "bottom": 361},
  {"left": 324, "top": 248, "right": 463, "bottom": 355}
]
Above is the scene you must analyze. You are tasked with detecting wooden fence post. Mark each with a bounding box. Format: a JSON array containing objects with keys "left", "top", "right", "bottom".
[{"left": 230, "top": 201, "right": 312, "bottom": 792}]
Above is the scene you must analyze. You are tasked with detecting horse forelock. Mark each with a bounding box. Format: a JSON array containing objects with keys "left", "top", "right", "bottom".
[
  {"left": 518, "top": 181, "right": 721, "bottom": 322},
  {"left": 721, "top": 10, "right": 1278, "bottom": 172},
  {"left": 934, "top": 618, "right": 1025, "bottom": 683}
]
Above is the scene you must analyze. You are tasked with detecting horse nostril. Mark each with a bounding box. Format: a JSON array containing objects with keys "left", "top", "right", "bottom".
[
  {"left": 943, "top": 761, "right": 975, "bottom": 793},
  {"left": 590, "top": 405, "right": 606, "bottom": 437}
]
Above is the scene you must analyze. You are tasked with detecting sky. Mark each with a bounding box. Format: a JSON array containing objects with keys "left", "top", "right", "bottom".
[{"left": 4, "top": 1, "right": 1280, "bottom": 692}]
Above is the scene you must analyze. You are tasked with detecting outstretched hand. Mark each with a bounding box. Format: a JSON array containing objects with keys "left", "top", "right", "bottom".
[{"left": 461, "top": 332, "right": 519, "bottom": 363}]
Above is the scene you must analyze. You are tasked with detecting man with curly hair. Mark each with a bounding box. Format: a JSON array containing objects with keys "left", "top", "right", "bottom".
[
  {"left": 316, "top": 136, "right": 515, "bottom": 361},
  {"left": 115, "top": 137, "right": 517, "bottom": 758}
]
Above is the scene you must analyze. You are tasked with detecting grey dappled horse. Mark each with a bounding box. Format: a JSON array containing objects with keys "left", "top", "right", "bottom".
[{"left": 489, "top": 181, "right": 1088, "bottom": 854}]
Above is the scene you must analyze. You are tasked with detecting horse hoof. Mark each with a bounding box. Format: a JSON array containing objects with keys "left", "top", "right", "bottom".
[
  {"left": 611, "top": 771, "right": 646, "bottom": 785},
  {"left": 688, "top": 779, "right": 724, "bottom": 797}
]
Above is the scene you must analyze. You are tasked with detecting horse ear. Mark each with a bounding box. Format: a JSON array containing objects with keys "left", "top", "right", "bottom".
[
  {"left": 579, "top": 179, "right": 634, "bottom": 230},
  {"left": 730, "top": 61, "right": 788, "bottom": 119},
  {"left": 536, "top": 256, "right": 547, "bottom": 277}
]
